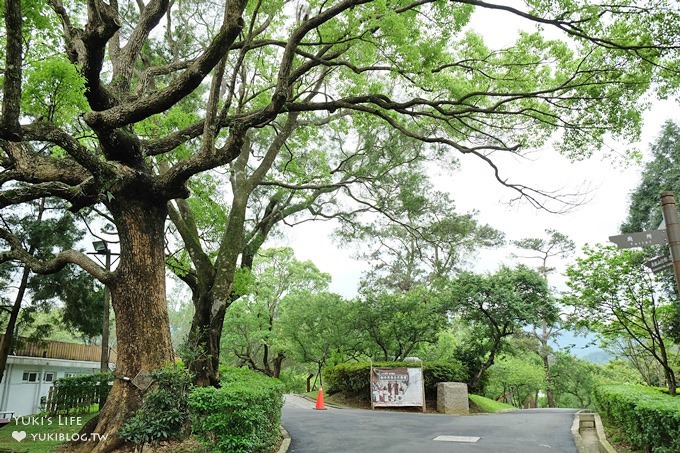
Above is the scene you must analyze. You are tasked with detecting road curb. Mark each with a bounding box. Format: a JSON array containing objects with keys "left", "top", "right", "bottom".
[
  {"left": 299, "top": 392, "right": 342, "bottom": 408},
  {"left": 571, "top": 410, "right": 616, "bottom": 453},
  {"left": 278, "top": 425, "right": 291, "bottom": 453}
]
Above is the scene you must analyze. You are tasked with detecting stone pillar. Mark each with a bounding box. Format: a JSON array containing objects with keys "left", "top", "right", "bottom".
[{"left": 436, "top": 382, "right": 469, "bottom": 415}]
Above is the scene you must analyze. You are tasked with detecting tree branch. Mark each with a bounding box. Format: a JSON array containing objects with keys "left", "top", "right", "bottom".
[
  {"left": 112, "top": 0, "right": 171, "bottom": 94},
  {"left": 457, "top": 0, "right": 679, "bottom": 51},
  {"left": 0, "top": 227, "right": 111, "bottom": 283},
  {"left": 84, "top": 0, "right": 247, "bottom": 129}
]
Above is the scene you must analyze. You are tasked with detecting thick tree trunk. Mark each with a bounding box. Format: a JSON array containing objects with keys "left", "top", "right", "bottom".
[
  {"left": 71, "top": 200, "right": 174, "bottom": 453},
  {"left": 272, "top": 352, "right": 285, "bottom": 378}
]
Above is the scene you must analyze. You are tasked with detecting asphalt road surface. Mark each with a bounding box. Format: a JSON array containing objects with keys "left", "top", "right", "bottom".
[{"left": 282, "top": 394, "right": 579, "bottom": 452}]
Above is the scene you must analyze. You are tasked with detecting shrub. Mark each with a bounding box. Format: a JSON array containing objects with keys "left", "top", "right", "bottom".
[
  {"left": 324, "top": 360, "right": 467, "bottom": 401},
  {"left": 189, "top": 366, "right": 284, "bottom": 453},
  {"left": 423, "top": 361, "right": 469, "bottom": 398},
  {"left": 118, "top": 366, "right": 193, "bottom": 447},
  {"left": 47, "top": 372, "right": 113, "bottom": 415},
  {"left": 594, "top": 384, "right": 680, "bottom": 452},
  {"left": 278, "top": 368, "right": 310, "bottom": 393}
]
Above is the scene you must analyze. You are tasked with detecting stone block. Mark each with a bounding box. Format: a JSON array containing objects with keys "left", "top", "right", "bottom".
[{"left": 436, "top": 382, "right": 469, "bottom": 415}]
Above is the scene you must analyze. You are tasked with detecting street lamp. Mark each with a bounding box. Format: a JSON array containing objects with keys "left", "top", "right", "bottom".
[
  {"left": 92, "top": 240, "right": 109, "bottom": 254},
  {"left": 92, "top": 240, "right": 112, "bottom": 373}
]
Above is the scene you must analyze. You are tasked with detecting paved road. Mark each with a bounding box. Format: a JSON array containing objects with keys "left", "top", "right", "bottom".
[{"left": 282, "top": 394, "right": 579, "bottom": 452}]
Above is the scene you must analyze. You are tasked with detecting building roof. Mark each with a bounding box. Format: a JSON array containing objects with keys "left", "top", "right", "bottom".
[{"left": 0, "top": 335, "right": 116, "bottom": 363}]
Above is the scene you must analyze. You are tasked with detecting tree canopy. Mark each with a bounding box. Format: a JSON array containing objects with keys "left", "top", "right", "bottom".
[
  {"left": 622, "top": 120, "right": 680, "bottom": 233},
  {"left": 564, "top": 244, "right": 678, "bottom": 395},
  {"left": 220, "top": 247, "right": 331, "bottom": 377},
  {"left": 446, "top": 264, "right": 553, "bottom": 391}
]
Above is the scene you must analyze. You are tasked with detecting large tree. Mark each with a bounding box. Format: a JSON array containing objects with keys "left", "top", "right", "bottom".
[
  {"left": 169, "top": 123, "right": 466, "bottom": 386},
  {"left": 565, "top": 245, "right": 678, "bottom": 395},
  {"left": 0, "top": 1, "right": 677, "bottom": 450},
  {"left": 353, "top": 285, "right": 448, "bottom": 360},
  {"left": 446, "top": 265, "right": 554, "bottom": 392}
]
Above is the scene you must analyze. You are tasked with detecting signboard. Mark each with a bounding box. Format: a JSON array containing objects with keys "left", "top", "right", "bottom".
[
  {"left": 645, "top": 255, "right": 674, "bottom": 273},
  {"left": 370, "top": 366, "right": 424, "bottom": 410},
  {"left": 609, "top": 229, "right": 668, "bottom": 249}
]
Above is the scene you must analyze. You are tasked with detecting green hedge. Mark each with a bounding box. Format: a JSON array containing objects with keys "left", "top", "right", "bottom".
[
  {"left": 188, "top": 366, "right": 284, "bottom": 453},
  {"left": 324, "top": 360, "right": 467, "bottom": 401},
  {"left": 594, "top": 384, "right": 680, "bottom": 452},
  {"left": 46, "top": 372, "right": 112, "bottom": 414}
]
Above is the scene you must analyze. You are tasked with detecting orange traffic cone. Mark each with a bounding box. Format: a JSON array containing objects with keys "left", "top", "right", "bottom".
[{"left": 314, "top": 386, "right": 327, "bottom": 410}]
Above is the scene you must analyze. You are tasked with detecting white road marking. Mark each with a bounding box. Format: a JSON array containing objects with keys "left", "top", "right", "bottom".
[{"left": 433, "top": 435, "right": 481, "bottom": 443}]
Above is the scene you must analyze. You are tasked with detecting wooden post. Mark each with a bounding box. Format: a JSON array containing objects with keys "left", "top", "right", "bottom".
[
  {"left": 421, "top": 362, "right": 426, "bottom": 413},
  {"left": 370, "top": 359, "right": 374, "bottom": 410},
  {"left": 660, "top": 192, "right": 680, "bottom": 294}
]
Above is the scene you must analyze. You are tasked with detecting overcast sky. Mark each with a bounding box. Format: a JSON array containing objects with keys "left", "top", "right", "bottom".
[
  {"left": 278, "top": 99, "right": 678, "bottom": 298},
  {"left": 271, "top": 6, "right": 680, "bottom": 298}
]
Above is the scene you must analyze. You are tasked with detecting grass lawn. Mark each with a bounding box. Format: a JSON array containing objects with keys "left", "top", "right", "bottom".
[
  {"left": 0, "top": 413, "right": 97, "bottom": 453},
  {"left": 303, "top": 390, "right": 519, "bottom": 414},
  {"left": 305, "top": 391, "right": 517, "bottom": 415},
  {"left": 468, "top": 394, "right": 515, "bottom": 413}
]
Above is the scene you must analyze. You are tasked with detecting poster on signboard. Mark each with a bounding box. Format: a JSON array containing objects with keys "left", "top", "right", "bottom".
[{"left": 370, "top": 366, "right": 425, "bottom": 410}]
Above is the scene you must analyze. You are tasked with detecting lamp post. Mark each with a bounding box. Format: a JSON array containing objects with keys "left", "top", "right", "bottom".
[
  {"left": 92, "top": 240, "right": 112, "bottom": 373},
  {"left": 660, "top": 192, "right": 680, "bottom": 295}
]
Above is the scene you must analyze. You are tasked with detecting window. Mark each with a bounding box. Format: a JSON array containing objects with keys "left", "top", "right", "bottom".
[
  {"left": 22, "top": 371, "right": 39, "bottom": 382},
  {"left": 44, "top": 372, "right": 55, "bottom": 382},
  {"left": 64, "top": 372, "right": 79, "bottom": 378}
]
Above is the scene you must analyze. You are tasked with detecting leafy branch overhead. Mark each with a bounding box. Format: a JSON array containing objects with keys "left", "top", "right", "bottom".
[{"left": 1, "top": 1, "right": 676, "bottom": 219}]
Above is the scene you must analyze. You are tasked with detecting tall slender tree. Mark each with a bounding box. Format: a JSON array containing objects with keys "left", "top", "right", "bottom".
[
  {"left": 512, "top": 229, "right": 575, "bottom": 407},
  {"left": 0, "top": 199, "right": 97, "bottom": 384}
]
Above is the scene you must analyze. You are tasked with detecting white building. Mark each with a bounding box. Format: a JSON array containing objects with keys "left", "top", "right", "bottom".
[{"left": 0, "top": 336, "right": 116, "bottom": 417}]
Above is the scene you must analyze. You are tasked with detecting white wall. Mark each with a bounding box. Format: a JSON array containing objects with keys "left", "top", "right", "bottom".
[{"left": 0, "top": 357, "right": 100, "bottom": 417}]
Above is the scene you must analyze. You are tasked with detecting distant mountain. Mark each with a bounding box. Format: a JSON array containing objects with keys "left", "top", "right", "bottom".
[
  {"left": 580, "top": 350, "right": 613, "bottom": 364},
  {"left": 550, "top": 329, "right": 606, "bottom": 361}
]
